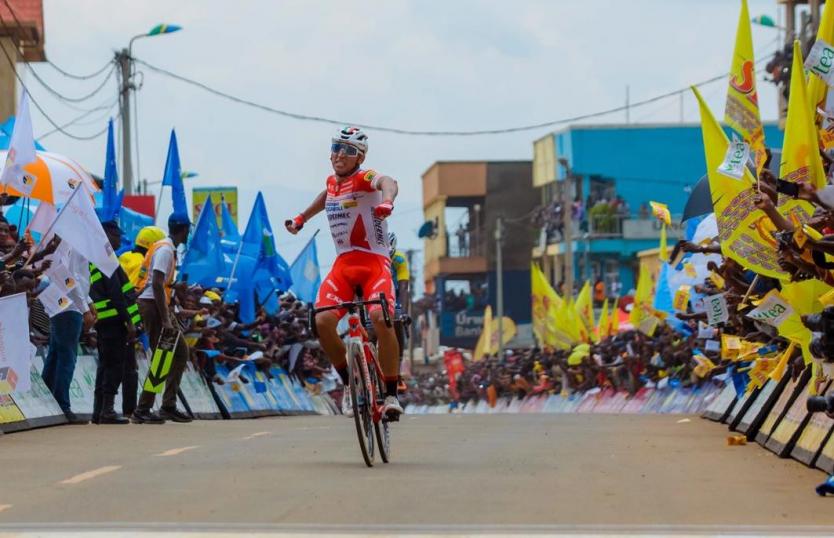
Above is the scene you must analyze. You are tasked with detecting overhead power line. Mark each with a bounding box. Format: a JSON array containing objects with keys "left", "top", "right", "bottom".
[
  {"left": 45, "top": 58, "right": 113, "bottom": 81},
  {"left": 135, "top": 42, "right": 781, "bottom": 137},
  {"left": 27, "top": 63, "right": 116, "bottom": 103}
]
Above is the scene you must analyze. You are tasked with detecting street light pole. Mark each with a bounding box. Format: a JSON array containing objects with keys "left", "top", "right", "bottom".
[
  {"left": 117, "top": 24, "right": 182, "bottom": 195},
  {"left": 116, "top": 48, "right": 133, "bottom": 195}
]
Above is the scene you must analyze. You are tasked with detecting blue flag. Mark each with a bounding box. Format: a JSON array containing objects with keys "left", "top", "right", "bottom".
[
  {"left": 96, "top": 119, "right": 120, "bottom": 223},
  {"left": 181, "top": 196, "right": 225, "bottom": 288},
  {"left": 241, "top": 192, "right": 292, "bottom": 292},
  {"left": 227, "top": 193, "right": 293, "bottom": 322},
  {"left": 220, "top": 195, "right": 240, "bottom": 241},
  {"left": 162, "top": 129, "right": 188, "bottom": 217},
  {"left": 289, "top": 234, "right": 321, "bottom": 303}
]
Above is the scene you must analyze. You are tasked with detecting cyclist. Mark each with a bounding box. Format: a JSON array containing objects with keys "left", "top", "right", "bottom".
[
  {"left": 286, "top": 126, "right": 403, "bottom": 420},
  {"left": 389, "top": 233, "right": 411, "bottom": 391}
]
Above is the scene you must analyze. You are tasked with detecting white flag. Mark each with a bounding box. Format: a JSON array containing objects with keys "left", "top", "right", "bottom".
[
  {"left": 717, "top": 133, "right": 750, "bottom": 180},
  {"left": 0, "top": 292, "right": 31, "bottom": 394},
  {"left": 29, "top": 201, "right": 56, "bottom": 236},
  {"left": 45, "top": 261, "right": 77, "bottom": 293},
  {"left": 38, "top": 282, "right": 72, "bottom": 318},
  {"left": 705, "top": 293, "right": 729, "bottom": 326},
  {"left": 746, "top": 291, "right": 794, "bottom": 328},
  {"left": 52, "top": 185, "right": 119, "bottom": 276},
  {"left": 0, "top": 92, "right": 37, "bottom": 196},
  {"left": 805, "top": 39, "right": 834, "bottom": 85}
]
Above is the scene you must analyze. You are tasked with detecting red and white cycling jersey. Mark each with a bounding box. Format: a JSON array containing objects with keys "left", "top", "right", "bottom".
[{"left": 324, "top": 168, "right": 389, "bottom": 258}]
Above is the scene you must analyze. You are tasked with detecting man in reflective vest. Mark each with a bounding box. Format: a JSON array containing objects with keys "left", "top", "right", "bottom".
[
  {"left": 117, "top": 225, "right": 165, "bottom": 417},
  {"left": 89, "top": 221, "right": 140, "bottom": 424},
  {"left": 131, "top": 212, "right": 192, "bottom": 425}
]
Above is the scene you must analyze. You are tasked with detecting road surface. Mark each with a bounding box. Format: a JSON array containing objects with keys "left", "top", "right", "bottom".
[{"left": 0, "top": 413, "right": 833, "bottom": 534}]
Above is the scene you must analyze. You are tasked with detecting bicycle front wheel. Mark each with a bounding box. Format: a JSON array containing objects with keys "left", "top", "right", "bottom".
[
  {"left": 371, "top": 361, "right": 391, "bottom": 463},
  {"left": 349, "top": 343, "right": 375, "bottom": 467}
]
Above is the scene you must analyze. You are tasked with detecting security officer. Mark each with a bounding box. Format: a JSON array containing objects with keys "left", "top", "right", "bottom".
[
  {"left": 118, "top": 225, "right": 164, "bottom": 416},
  {"left": 90, "top": 221, "right": 141, "bottom": 424}
]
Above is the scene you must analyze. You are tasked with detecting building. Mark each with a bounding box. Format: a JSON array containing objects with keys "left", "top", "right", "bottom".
[
  {"left": 0, "top": 1, "right": 45, "bottom": 121},
  {"left": 422, "top": 161, "right": 537, "bottom": 349},
  {"left": 531, "top": 123, "right": 785, "bottom": 294}
]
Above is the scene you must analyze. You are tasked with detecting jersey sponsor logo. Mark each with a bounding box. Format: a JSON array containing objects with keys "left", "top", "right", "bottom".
[
  {"left": 364, "top": 170, "right": 377, "bottom": 183},
  {"left": 341, "top": 200, "right": 358, "bottom": 209}
]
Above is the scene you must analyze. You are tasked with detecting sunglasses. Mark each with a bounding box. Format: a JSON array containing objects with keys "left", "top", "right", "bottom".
[{"left": 331, "top": 143, "right": 361, "bottom": 156}]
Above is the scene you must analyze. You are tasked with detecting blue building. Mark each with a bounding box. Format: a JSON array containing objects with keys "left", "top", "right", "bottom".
[{"left": 532, "top": 122, "right": 785, "bottom": 293}]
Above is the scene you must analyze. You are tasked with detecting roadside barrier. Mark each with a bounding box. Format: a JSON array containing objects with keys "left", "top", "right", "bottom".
[{"left": 0, "top": 351, "right": 335, "bottom": 434}]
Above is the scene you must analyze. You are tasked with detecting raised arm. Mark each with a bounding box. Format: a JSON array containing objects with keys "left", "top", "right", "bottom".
[{"left": 286, "top": 189, "right": 327, "bottom": 234}]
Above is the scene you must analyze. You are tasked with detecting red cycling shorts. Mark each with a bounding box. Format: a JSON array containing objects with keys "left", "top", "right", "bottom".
[{"left": 315, "top": 250, "right": 395, "bottom": 318}]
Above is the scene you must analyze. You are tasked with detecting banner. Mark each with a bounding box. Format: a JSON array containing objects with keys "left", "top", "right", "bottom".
[
  {"left": 705, "top": 293, "right": 729, "bottom": 326},
  {"left": 724, "top": 0, "right": 765, "bottom": 171},
  {"left": 0, "top": 293, "right": 32, "bottom": 394},
  {"left": 693, "top": 86, "right": 786, "bottom": 279},
  {"left": 193, "top": 186, "right": 238, "bottom": 229}
]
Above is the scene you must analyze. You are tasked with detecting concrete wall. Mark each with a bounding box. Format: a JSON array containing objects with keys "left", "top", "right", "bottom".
[{"left": 483, "top": 161, "right": 537, "bottom": 270}]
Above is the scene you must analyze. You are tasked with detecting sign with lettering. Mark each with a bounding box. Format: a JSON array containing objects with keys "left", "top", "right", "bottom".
[
  {"left": 746, "top": 291, "right": 794, "bottom": 328},
  {"left": 717, "top": 133, "right": 750, "bottom": 180},
  {"left": 806, "top": 39, "right": 834, "bottom": 85},
  {"left": 705, "top": 293, "right": 729, "bottom": 326}
]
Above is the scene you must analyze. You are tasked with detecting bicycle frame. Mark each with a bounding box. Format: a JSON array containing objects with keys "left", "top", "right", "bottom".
[{"left": 346, "top": 312, "right": 387, "bottom": 423}]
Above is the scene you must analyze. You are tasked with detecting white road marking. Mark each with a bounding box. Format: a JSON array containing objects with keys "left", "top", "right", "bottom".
[
  {"left": 0, "top": 504, "right": 11, "bottom": 513},
  {"left": 155, "top": 445, "right": 198, "bottom": 457},
  {"left": 242, "top": 431, "right": 271, "bottom": 440},
  {"left": 59, "top": 465, "right": 122, "bottom": 485}
]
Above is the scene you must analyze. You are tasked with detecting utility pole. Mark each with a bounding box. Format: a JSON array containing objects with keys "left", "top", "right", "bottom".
[
  {"left": 625, "top": 85, "right": 630, "bottom": 124},
  {"left": 495, "top": 216, "right": 505, "bottom": 359},
  {"left": 559, "top": 159, "right": 574, "bottom": 298},
  {"left": 116, "top": 48, "right": 133, "bottom": 195}
]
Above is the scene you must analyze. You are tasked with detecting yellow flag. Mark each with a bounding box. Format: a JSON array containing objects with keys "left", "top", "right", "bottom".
[
  {"left": 596, "top": 298, "right": 609, "bottom": 342},
  {"left": 649, "top": 201, "right": 671, "bottom": 226},
  {"left": 530, "top": 263, "right": 572, "bottom": 349},
  {"left": 530, "top": 264, "right": 549, "bottom": 345},
  {"left": 807, "top": 1, "right": 834, "bottom": 116},
  {"left": 473, "top": 305, "right": 493, "bottom": 361},
  {"left": 781, "top": 40, "right": 827, "bottom": 193},
  {"left": 673, "top": 284, "right": 691, "bottom": 312},
  {"left": 692, "top": 86, "right": 787, "bottom": 279},
  {"left": 630, "top": 264, "right": 653, "bottom": 327},
  {"left": 769, "top": 342, "right": 796, "bottom": 382},
  {"left": 781, "top": 279, "right": 833, "bottom": 316},
  {"left": 725, "top": 0, "right": 766, "bottom": 170},
  {"left": 659, "top": 223, "right": 668, "bottom": 262},
  {"left": 575, "top": 280, "right": 595, "bottom": 333},
  {"left": 747, "top": 289, "right": 814, "bottom": 364},
  {"left": 488, "top": 316, "right": 517, "bottom": 353},
  {"left": 610, "top": 299, "right": 620, "bottom": 334}
]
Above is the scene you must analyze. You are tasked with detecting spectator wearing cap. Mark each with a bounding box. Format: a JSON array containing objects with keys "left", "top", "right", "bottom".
[
  {"left": 89, "top": 221, "right": 139, "bottom": 424},
  {"left": 131, "top": 213, "right": 192, "bottom": 425}
]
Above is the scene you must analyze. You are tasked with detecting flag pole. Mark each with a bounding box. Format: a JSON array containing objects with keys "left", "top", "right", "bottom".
[{"left": 23, "top": 184, "right": 84, "bottom": 267}]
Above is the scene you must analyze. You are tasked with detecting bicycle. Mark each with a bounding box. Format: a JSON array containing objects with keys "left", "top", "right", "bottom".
[{"left": 309, "top": 291, "right": 393, "bottom": 467}]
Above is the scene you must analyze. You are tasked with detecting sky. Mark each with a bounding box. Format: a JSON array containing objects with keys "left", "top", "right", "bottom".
[{"left": 19, "top": 0, "right": 795, "bottom": 283}]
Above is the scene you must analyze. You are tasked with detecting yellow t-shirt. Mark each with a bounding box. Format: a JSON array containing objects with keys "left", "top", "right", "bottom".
[{"left": 391, "top": 249, "right": 410, "bottom": 282}]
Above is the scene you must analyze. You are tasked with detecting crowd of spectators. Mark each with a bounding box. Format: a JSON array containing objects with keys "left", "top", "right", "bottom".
[
  {"left": 0, "top": 199, "right": 340, "bottom": 419},
  {"left": 405, "top": 149, "right": 834, "bottom": 411}
]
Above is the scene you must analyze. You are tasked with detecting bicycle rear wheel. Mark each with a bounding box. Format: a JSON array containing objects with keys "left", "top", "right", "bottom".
[{"left": 349, "top": 343, "right": 375, "bottom": 467}]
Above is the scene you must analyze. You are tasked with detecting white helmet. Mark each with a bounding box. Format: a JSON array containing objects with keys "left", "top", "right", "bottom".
[{"left": 333, "top": 126, "right": 368, "bottom": 154}]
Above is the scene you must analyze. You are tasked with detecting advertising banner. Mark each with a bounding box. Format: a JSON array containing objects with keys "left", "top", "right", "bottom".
[{"left": 193, "top": 186, "right": 238, "bottom": 229}]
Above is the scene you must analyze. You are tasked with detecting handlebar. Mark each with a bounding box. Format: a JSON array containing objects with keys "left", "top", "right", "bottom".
[{"left": 308, "top": 293, "right": 392, "bottom": 338}]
